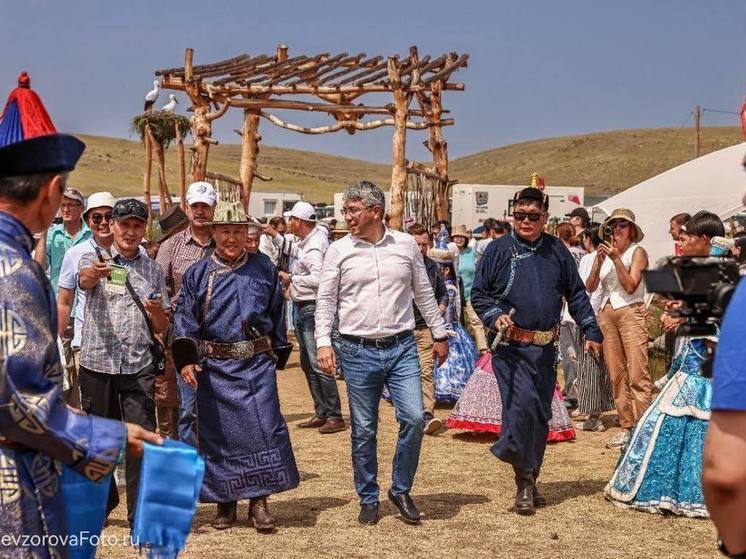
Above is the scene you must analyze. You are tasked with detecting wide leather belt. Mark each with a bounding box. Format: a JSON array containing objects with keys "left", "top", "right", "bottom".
[
  {"left": 200, "top": 336, "right": 273, "bottom": 360},
  {"left": 504, "top": 325, "right": 559, "bottom": 347},
  {"left": 0, "top": 438, "right": 22, "bottom": 449},
  {"left": 340, "top": 331, "right": 412, "bottom": 349}
]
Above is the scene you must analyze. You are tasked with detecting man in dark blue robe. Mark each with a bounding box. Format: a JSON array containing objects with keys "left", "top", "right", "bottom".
[
  {"left": 471, "top": 187, "right": 603, "bottom": 515},
  {"left": 173, "top": 200, "right": 299, "bottom": 532}
]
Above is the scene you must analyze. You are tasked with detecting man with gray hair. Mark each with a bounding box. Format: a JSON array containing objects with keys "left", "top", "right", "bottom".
[{"left": 316, "top": 181, "right": 449, "bottom": 525}]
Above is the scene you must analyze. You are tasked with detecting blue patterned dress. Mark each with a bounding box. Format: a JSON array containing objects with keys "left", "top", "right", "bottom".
[
  {"left": 434, "top": 278, "right": 478, "bottom": 402},
  {"left": 605, "top": 338, "right": 711, "bottom": 517}
]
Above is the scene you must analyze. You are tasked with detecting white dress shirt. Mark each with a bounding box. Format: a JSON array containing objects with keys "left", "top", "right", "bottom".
[
  {"left": 315, "top": 228, "right": 448, "bottom": 347},
  {"left": 286, "top": 226, "right": 329, "bottom": 302}
]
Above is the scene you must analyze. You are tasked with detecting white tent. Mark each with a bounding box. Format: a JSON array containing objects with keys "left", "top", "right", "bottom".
[{"left": 594, "top": 142, "right": 746, "bottom": 263}]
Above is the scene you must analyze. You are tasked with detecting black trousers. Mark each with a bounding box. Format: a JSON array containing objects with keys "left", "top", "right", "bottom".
[{"left": 79, "top": 366, "right": 156, "bottom": 524}]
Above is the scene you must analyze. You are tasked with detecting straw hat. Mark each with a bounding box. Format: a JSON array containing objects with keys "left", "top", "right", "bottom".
[
  {"left": 210, "top": 199, "right": 250, "bottom": 225},
  {"left": 601, "top": 208, "right": 644, "bottom": 242},
  {"left": 451, "top": 224, "right": 469, "bottom": 240}
]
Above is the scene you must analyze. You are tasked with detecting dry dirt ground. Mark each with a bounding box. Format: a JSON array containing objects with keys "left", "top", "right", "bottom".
[{"left": 99, "top": 349, "right": 718, "bottom": 559}]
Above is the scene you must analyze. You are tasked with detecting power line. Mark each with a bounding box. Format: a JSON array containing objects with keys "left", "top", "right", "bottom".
[
  {"left": 702, "top": 108, "right": 740, "bottom": 116},
  {"left": 648, "top": 110, "right": 694, "bottom": 177}
]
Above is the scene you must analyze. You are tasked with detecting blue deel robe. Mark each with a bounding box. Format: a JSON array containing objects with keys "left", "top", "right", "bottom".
[
  {"left": 173, "top": 250, "right": 300, "bottom": 503},
  {"left": 471, "top": 231, "right": 602, "bottom": 472},
  {"left": 0, "top": 212, "right": 125, "bottom": 559}
]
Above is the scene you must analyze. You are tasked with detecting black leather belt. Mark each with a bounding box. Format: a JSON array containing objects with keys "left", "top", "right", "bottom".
[
  {"left": 294, "top": 300, "right": 315, "bottom": 308},
  {"left": 340, "top": 331, "right": 412, "bottom": 349}
]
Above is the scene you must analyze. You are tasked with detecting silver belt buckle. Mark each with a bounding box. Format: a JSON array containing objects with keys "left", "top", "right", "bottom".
[{"left": 230, "top": 340, "right": 254, "bottom": 359}]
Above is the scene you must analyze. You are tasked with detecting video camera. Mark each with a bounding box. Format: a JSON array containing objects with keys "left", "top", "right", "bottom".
[{"left": 643, "top": 256, "right": 740, "bottom": 337}]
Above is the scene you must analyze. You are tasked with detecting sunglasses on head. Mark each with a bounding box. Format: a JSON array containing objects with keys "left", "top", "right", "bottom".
[
  {"left": 89, "top": 212, "right": 113, "bottom": 225},
  {"left": 112, "top": 200, "right": 148, "bottom": 221},
  {"left": 513, "top": 211, "right": 543, "bottom": 223}
]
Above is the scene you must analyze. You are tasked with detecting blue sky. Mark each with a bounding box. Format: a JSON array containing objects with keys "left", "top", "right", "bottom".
[{"left": 1, "top": 0, "right": 744, "bottom": 162}]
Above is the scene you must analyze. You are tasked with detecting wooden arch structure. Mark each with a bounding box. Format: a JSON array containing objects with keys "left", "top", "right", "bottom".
[{"left": 155, "top": 45, "right": 468, "bottom": 229}]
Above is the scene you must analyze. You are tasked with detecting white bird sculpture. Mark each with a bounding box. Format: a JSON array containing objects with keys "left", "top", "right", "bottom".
[
  {"left": 143, "top": 80, "right": 160, "bottom": 112},
  {"left": 161, "top": 94, "right": 179, "bottom": 113}
]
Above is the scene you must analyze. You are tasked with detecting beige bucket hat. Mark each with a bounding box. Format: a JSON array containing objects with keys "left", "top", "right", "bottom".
[{"left": 601, "top": 208, "right": 644, "bottom": 242}]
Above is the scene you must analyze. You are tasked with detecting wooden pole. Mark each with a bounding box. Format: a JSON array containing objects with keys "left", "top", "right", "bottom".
[
  {"left": 387, "top": 57, "right": 408, "bottom": 231},
  {"left": 145, "top": 124, "right": 171, "bottom": 211},
  {"left": 184, "top": 48, "right": 211, "bottom": 181},
  {"left": 175, "top": 121, "right": 187, "bottom": 210},
  {"left": 239, "top": 109, "right": 261, "bottom": 211},
  {"left": 428, "top": 81, "right": 450, "bottom": 221},
  {"left": 694, "top": 105, "right": 702, "bottom": 158},
  {"left": 143, "top": 127, "right": 154, "bottom": 229}
]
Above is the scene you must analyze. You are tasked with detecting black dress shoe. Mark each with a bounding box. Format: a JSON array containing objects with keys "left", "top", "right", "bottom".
[
  {"left": 387, "top": 490, "right": 421, "bottom": 524},
  {"left": 358, "top": 503, "right": 379, "bottom": 525}
]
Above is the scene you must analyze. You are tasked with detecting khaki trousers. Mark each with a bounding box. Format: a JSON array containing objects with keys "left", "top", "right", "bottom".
[
  {"left": 415, "top": 327, "right": 435, "bottom": 416},
  {"left": 463, "top": 301, "right": 489, "bottom": 353},
  {"left": 598, "top": 302, "right": 652, "bottom": 429}
]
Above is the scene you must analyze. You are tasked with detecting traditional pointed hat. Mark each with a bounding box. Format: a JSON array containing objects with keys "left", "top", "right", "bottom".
[
  {"left": 0, "top": 72, "right": 85, "bottom": 178},
  {"left": 428, "top": 224, "right": 454, "bottom": 264}
]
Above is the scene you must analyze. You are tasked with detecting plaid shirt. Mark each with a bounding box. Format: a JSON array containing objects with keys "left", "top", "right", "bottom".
[
  {"left": 156, "top": 227, "right": 213, "bottom": 311},
  {"left": 78, "top": 247, "right": 170, "bottom": 374}
]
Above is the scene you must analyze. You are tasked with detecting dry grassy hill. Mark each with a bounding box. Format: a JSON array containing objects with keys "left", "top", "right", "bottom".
[
  {"left": 70, "top": 127, "right": 743, "bottom": 202},
  {"left": 451, "top": 126, "right": 743, "bottom": 195}
]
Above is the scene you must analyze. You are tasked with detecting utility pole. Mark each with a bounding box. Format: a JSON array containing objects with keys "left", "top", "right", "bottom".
[{"left": 694, "top": 105, "right": 702, "bottom": 158}]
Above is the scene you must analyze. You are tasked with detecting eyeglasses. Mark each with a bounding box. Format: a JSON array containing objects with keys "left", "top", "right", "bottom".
[
  {"left": 513, "top": 211, "right": 544, "bottom": 223},
  {"left": 609, "top": 220, "right": 630, "bottom": 229},
  {"left": 341, "top": 206, "right": 370, "bottom": 218},
  {"left": 89, "top": 212, "right": 113, "bottom": 225}
]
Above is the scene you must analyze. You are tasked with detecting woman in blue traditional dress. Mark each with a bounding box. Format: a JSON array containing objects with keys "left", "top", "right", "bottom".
[
  {"left": 428, "top": 226, "right": 478, "bottom": 403},
  {"left": 604, "top": 211, "right": 726, "bottom": 518}
]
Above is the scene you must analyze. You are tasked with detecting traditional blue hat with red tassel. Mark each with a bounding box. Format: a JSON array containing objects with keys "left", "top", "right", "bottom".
[{"left": 0, "top": 72, "right": 85, "bottom": 178}]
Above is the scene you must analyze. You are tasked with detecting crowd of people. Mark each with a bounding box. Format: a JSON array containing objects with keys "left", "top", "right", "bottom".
[{"left": 3, "top": 74, "right": 746, "bottom": 558}]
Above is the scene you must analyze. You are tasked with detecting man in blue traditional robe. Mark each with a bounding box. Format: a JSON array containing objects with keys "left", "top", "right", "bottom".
[
  {"left": 0, "top": 72, "right": 160, "bottom": 558},
  {"left": 173, "top": 199, "right": 299, "bottom": 532},
  {"left": 471, "top": 187, "right": 603, "bottom": 516}
]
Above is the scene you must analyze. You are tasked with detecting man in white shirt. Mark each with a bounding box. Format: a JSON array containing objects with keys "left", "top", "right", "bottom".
[
  {"left": 274, "top": 201, "right": 345, "bottom": 434},
  {"left": 316, "top": 181, "right": 449, "bottom": 526},
  {"left": 57, "top": 191, "right": 118, "bottom": 407}
]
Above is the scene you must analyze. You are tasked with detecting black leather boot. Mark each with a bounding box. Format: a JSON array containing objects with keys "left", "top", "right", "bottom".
[
  {"left": 513, "top": 468, "right": 535, "bottom": 516},
  {"left": 533, "top": 468, "right": 546, "bottom": 508}
]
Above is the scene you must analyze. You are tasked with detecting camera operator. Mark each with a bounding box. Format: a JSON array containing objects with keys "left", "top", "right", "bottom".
[
  {"left": 660, "top": 211, "right": 725, "bottom": 334},
  {"left": 703, "top": 259, "right": 746, "bottom": 556}
]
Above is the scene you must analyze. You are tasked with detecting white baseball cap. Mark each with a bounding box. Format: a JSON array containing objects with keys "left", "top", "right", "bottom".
[
  {"left": 83, "top": 191, "right": 117, "bottom": 217},
  {"left": 186, "top": 181, "right": 217, "bottom": 207},
  {"left": 283, "top": 201, "right": 317, "bottom": 222}
]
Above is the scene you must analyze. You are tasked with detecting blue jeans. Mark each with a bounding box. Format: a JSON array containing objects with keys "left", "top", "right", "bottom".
[
  {"left": 336, "top": 332, "right": 424, "bottom": 505},
  {"left": 294, "top": 302, "right": 342, "bottom": 420},
  {"left": 177, "top": 374, "right": 196, "bottom": 447}
]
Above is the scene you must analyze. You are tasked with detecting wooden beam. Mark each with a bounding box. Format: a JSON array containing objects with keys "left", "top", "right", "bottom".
[
  {"left": 257, "top": 110, "right": 450, "bottom": 134},
  {"left": 175, "top": 121, "right": 187, "bottom": 211},
  {"left": 292, "top": 53, "right": 365, "bottom": 85},
  {"left": 388, "top": 57, "right": 409, "bottom": 232},
  {"left": 162, "top": 78, "right": 465, "bottom": 95},
  {"left": 421, "top": 53, "right": 469, "bottom": 85},
  {"left": 228, "top": 97, "right": 440, "bottom": 117}
]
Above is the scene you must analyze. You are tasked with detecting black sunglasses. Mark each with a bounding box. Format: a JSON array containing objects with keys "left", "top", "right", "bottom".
[
  {"left": 113, "top": 200, "right": 148, "bottom": 221},
  {"left": 89, "top": 212, "right": 113, "bottom": 225},
  {"left": 513, "top": 211, "right": 544, "bottom": 223}
]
